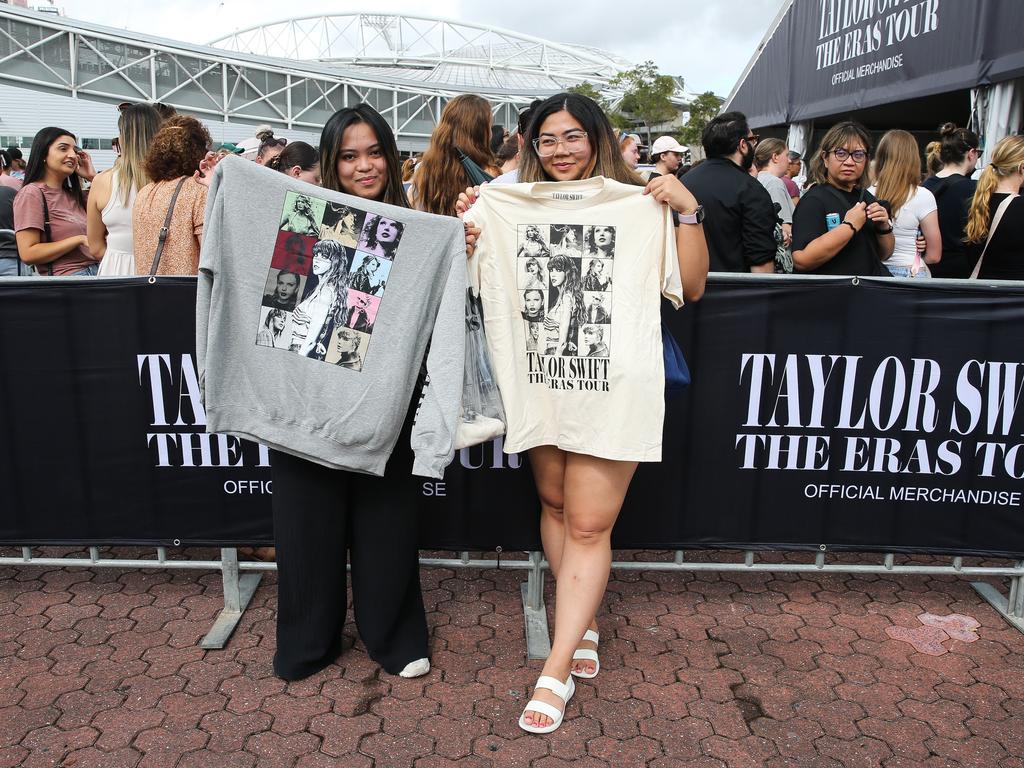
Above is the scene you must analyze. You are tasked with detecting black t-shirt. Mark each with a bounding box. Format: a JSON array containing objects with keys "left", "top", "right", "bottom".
[
  {"left": 792, "top": 184, "right": 889, "bottom": 276},
  {"left": 974, "top": 193, "right": 1024, "bottom": 280},
  {"left": 922, "top": 173, "right": 977, "bottom": 278},
  {"left": 683, "top": 158, "right": 776, "bottom": 272}
]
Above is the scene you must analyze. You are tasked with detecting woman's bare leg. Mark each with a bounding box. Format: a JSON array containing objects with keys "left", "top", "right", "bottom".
[
  {"left": 529, "top": 446, "right": 599, "bottom": 676},
  {"left": 522, "top": 453, "right": 637, "bottom": 728}
]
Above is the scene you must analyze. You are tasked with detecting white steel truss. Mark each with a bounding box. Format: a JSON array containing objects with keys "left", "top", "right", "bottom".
[
  {"left": 0, "top": 6, "right": 556, "bottom": 143},
  {"left": 210, "top": 13, "right": 633, "bottom": 91}
]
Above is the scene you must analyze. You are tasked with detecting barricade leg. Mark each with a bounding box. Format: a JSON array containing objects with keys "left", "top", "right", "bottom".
[
  {"left": 971, "top": 562, "right": 1024, "bottom": 634},
  {"left": 520, "top": 550, "right": 550, "bottom": 659},
  {"left": 201, "top": 547, "right": 263, "bottom": 649}
]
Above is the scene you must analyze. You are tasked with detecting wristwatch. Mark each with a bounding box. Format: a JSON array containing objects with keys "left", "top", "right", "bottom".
[{"left": 677, "top": 205, "right": 705, "bottom": 225}]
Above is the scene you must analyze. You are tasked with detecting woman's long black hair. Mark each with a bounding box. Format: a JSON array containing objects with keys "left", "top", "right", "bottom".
[
  {"left": 319, "top": 104, "right": 409, "bottom": 207},
  {"left": 23, "top": 127, "right": 87, "bottom": 210}
]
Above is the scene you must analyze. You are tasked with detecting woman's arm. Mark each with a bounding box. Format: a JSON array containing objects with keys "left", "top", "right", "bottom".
[
  {"left": 644, "top": 175, "right": 709, "bottom": 302},
  {"left": 86, "top": 170, "right": 112, "bottom": 259},
  {"left": 16, "top": 228, "right": 88, "bottom": 265},
  {"left": 920, "top": 210, "right": 942, "bottom": 265}
]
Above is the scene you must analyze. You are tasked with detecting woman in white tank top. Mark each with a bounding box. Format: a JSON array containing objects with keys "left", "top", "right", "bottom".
[{"left": 86, "top": 103, "right": 162, "bottom": 276}]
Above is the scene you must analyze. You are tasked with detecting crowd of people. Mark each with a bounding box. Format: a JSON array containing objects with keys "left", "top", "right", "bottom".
[
  {"left": 1, "top": 91, "right": 1021, "bottom": 739},
  {"left": 1, "top": 100, "right": 1021, "bottom": 282},
  {"left": 626, "top": 113, "right": 1022, "bottom": 281}
]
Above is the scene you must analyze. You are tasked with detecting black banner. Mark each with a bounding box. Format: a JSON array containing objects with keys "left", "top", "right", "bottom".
[
  {"left": 2, "top": 275, "right": 1024, "bottom": 557},
  {"left": 727, "top": 0, "right": 1024, "bottom": 128}
]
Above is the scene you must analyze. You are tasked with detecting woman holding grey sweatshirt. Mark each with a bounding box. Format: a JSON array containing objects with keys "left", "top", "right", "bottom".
[{"left": 269, "top": 104, "right": 432, "bottom": 681}]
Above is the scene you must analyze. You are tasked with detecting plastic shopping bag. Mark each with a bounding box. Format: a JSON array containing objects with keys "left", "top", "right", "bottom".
[{"left": 455, "top": 288, "right": 506, "bottom": 449}]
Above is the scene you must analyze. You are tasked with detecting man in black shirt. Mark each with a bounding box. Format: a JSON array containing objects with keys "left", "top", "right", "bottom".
[{"left": 682, "top": 112, "right": 777, "bottom": 273}]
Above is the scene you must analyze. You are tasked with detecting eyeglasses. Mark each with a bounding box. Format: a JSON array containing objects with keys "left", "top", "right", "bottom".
[
  {"left": 831, "top": 148, "right": 868, "bottom": 163},
  {"left": 744, "top": 134, "right": 760, "bottom": 146},
  {"left": 533, "top": 131, "right": 589, "bottom": 158}
]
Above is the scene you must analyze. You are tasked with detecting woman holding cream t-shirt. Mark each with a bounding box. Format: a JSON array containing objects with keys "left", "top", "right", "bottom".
[{"left": 464, "top": 92, "right": 708, "bottom": 734}]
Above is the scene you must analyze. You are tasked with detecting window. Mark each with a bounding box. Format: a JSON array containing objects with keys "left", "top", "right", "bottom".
[{"left": 80, "top": 138, "right": 100, "bottom": 150}]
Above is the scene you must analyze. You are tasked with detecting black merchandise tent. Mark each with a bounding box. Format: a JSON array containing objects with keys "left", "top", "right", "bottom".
[{"left": 724, "top": 0, "right": 1024, "bottom": 154}]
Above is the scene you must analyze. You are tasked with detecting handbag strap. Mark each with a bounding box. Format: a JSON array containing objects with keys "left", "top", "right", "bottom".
[
  {"left": 969, "top": 193, "right": 1018, "bottom": 280},
  {"left": 38, "top": 186, "right": 53, "bottom": 276},
  {"left": 149, "top": 177, "right": 187, "bottom": 278}
]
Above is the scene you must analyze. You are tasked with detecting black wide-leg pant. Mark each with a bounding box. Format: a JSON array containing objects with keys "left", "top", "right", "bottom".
[{"left": 270, "top": 447, "right": 429, "bottom": 680}]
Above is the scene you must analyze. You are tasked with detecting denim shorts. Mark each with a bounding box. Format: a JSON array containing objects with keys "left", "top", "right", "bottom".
[{"left": 886, "top": 264, "right": 931, "bottom": 279}]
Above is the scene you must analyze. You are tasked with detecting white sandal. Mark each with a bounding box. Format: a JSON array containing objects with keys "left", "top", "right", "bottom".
[
  {"left": 571, "top": 629, "right": 600, "bottom": 679},
  {"left": 518, "top": 674, "right": 575, "bottom": 734}
]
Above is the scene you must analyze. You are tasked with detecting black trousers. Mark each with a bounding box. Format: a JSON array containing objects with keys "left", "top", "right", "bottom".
[{"left": 270, "top": 447, "right": 429, "bottom": 680}]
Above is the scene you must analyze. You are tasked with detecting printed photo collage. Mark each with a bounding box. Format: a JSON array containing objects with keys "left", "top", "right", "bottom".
[
  {"left": 517, "top": 224, "right": 614, "bottom": 358},
  {"left": 256, "top": 192, "right": 405, "bottom": 371}
]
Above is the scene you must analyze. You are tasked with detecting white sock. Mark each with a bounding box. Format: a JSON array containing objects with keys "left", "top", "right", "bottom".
[{"left": 398, "top": 657, "right": 430, "bottom": 678}]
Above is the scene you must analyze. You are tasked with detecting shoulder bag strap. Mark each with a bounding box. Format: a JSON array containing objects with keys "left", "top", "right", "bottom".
[
  {"left": 969, "top": 194, "right": 1018, "bottom": 280},
  {"left": 34, "top": 186, "right": 55, "bottom": 275},
  {"left": 149, "top": 178, "right": 187, "bottom": 278}
]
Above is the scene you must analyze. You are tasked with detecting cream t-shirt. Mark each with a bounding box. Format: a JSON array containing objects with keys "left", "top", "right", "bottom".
[{"left": 464, "top": 177, "right": 683, "bottom": 462}]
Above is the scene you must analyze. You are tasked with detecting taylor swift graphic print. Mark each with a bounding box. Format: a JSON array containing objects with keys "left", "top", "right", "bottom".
[
  {"left": 255, "top": 192, "right": 405, "bottom": 372},
  {"left": 517, "top": 224, "right": 613, "bottom": 360}
]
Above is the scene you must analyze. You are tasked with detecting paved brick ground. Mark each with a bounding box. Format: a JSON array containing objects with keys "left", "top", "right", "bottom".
[{"left": 2, "top": 549, "right": 1024, "bottom": 767}]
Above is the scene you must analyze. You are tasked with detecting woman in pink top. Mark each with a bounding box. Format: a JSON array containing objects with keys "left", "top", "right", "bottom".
[{"left": 13, "top": 127, "right": 98, "bottom": 276}]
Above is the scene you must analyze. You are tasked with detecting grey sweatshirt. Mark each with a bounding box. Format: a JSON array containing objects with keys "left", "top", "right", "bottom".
[{"left": 196, "top": 157, "right": 466, "bottom": 478}]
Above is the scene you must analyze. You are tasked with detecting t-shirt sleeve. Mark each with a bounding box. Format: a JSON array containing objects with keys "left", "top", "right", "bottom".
[
  {"left": 791, "top": 190, "right": 829, "bottom": 253},
  {"left": 12, "top": 185, "right": 43, "bottom": 232},
  {"left": 659, "top": 204, "right": 684, "bottom": 309},
  {"left": 765, "top": 178, "right": 793, "bottom": 223},
  {"left": 913, "top": 186, "right": 937, "bottom": 219},
  {"left": 742, "top": 182, "right": 778, "bottom": 267},
  {"left": 196, "top": 168, "right": 223, "bottom": 405},
  {"left": 410, "top": 233, "right": 468, "bottom": 479}
]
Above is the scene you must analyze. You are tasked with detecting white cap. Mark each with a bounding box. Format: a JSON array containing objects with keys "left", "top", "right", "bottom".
[
  {"left": 650, "top": 136, "right": 687, "bottom": 156},
  {"left": 236, "top": 136, "right": 260, "bottom": 160}
]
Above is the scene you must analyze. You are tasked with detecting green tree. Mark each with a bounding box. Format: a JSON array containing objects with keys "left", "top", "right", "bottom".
[
  {"left": 567, "top": 82, "right": 626, "bottom": 127},
  {"left": 567, "top": 81, "right": 603, "bottom": 101},
  {"left": 679, "top": 91, "right": 724, "bottom": 148},
  {"left": 609, "top": 61, "right": 678, "bottom": 145}
]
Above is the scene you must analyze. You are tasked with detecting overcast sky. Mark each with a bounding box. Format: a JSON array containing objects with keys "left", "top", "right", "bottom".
[{"left": 55, "top": 0, "right": 787, "bottom": 97}]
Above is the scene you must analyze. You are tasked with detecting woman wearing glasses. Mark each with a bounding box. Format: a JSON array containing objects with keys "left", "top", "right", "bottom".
[
  {"left": 464, "top": 92, "right": 708, "bottom": 734},
  {"left": 791, "top": 121, "right": 894, "bottom": 275}
]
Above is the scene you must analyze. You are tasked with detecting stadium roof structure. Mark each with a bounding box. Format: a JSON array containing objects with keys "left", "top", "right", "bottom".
[
  {"left": 210, "top": 14, "right": 636, "bottom": 95},
  {"left": 0, "top": 5, "right": 649, "bottom": 146}
]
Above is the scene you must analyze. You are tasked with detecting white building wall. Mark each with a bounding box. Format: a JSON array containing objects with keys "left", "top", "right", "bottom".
[{"left": 0, "top": 83, "right": 322, "bottom": 172}]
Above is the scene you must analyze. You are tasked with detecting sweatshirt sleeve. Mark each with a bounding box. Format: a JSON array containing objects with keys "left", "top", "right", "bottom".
[
  {"left": 410, "top": 233, "right": 468, "bottom": 478},
  {"left": 195, "top": 163, "right": 224, "bottom": 404}
]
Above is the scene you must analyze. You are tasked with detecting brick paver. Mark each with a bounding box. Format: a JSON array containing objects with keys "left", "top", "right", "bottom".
[{"left": 1, "top": 550, "right": 1023, "bottom": 767}]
